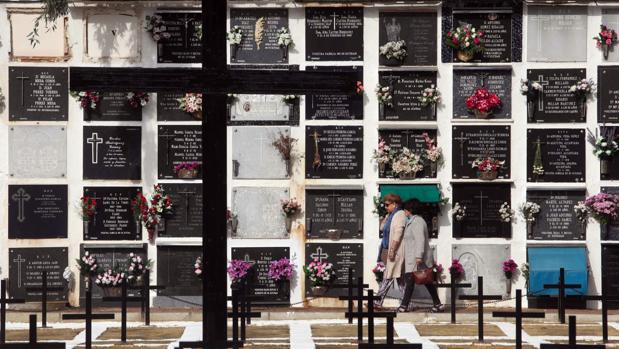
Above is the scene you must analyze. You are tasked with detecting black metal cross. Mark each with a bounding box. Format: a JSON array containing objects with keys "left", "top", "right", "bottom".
[
  {"left": 0, "top": 279, "right": 25, "bottom": 344},
  {"left": 335, "top": 268, "right": 368, "bottom": 324},
  {"left": 580, "top": 276, "right": 619, "bottom": 343},
  {"left": 0, "top": 314, "right": 65, "bottom": 349},
  {"left": 436, "top": 274, "right": 472, "bottom": 323},
  {"left": 25, "top": 271, "right": 65, "bottom": 328},
  {"left": 539, "top": 316, "right": 605, "bottom": 349},
  {"left": 458, "top": 276, "right": 503, "bottom": 342},
  {"left": 543, "top": 268, "right": 581, "bottom": 324},
  {"left": 493, "top": 289, "right": 546, "bottom": 349},
  {"left": 101, "top": 281, "right": 139, "bottom": 342},
  {"left": 128, "top": 270, "right": 165, "bottom": 326},
  {"left": 61, "top": 287, "right": 115, "bottom": 349},
  {"left": 69, "top": 1, "right": 357, "bottom": 347}
]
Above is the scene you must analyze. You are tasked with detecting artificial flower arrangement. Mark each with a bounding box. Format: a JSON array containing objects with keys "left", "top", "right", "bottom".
[
  {"left": 195, "top": 257, "right": 204, "bottom": 278},
  {"left": 445, "top": 24, "right": 484, "bottom": 62},
  {"left": 272, "top": 132, "right": 297, "bottom": 177},
  {"left": 520, "top": 79, "right": 543, "bottom": 121},
  {"left": 141, "top": 185, "right": 174, "bottom": 241},
  {"left": 145, "top": 14, "right": 171, "bottom": 42},
  {"left": 574, "top": 201, "right": 589, "bottom": 224},
  {"left": 282, "top": 95, "right": 298, "bottom": 105},
  {"left": 277, "top": 27, "right": 293, "bottom": 59},
  {"left": 379, "top": 40, "right": 408, "bottom": 64},
  {"left": 372, "top": 196, "right": 388, "bottom": 219},
  {"left": 76, "top": 251, "right": 100, "bottom": 279},
  {"left": 521, "top": 262, "right": 530, "bottom": 288},
  {"left": 79, "top": 196, "right": 97, "bottom": 222},
  {"left": 178, "top": 93, "right": 203, "bottom": 120},
  {"left": 174, "top": 161, "right": 200, "bottom": 179},
  {"left": 281, "top": 198, "right": 302, "bottom": 218},
  {"left": 532, "top": 137, "right": 545, "bottom": 178},
  {"left": 418, "top": 85, "right": 441, "bottom": 112},
  {"left": 499, "top": 202, "right": 514, "bottom": 223},
  {"left": 126, "top": 92, "right": 150, "bottom": 109},
  {"left": 356, "top": 81, "right": 364, "bottom": 95},
  {"left": 195, "top": 22, "right": 202, "bottom": 41},
  {"left": 372, "top": 262, "right": 386, "bottom": 283},
  {"left": 466, "top": 87, "right": 501, "bottom": 119},
  {"left": 452, "top": 202, "right": 466, "bottom": 221},
  {"left": 448, "top": 259, "right": 464, "bottom": 280},
  {"left": 126, "top": 252, "right": 152, "bottom": 285},
  {"left": 472, "top": 157, "right": 505, "bottom": 180},
  {"left": 268, "top": 257, "right": 294, "bottom": 282},
  {"left": 502, "top": 259, "right": 518, "bottom": 279},
  {"left": 569, "top": 78, "right": 595, "bottom": 117},
  {"left": 227, "top": 259, "right": 253, "bottom": 288},
  {"left": 422, "top": 132, "right": 443, "bottom": 175},
  {"left": 95, "top": 269, "right": 126, "bottom": 294},
  {"left": 587, "top": 128, "right": 618, "bottom": 175},
  {"left": 303, "top": 258, "right": 335, "bottom": 295},
  {"left": 71, "top": 91, "right": 100, "bottom": 111},
  {"left": 594, "top": 24, "right": 617, "bottom": 59},
  {"left": 583, "top": 192, "right": 619, "bottom": 225},
  {"left": 375, "top": 84, "right": 393, "bottom": 107},
  {"left": 228, "top": 25, "right": 243, "bottom": 59},
  {"left": 371, "top": 138, "right": 392, "bottom": 175},
  {"left": 432, "top": 264, "right": 444, "bottom": 283},
  {"left": 519, "top": 202, "right": 541, "bottom": 224},
  {"left": 130, "top": 192, "right": 148, "bottom": 224},
  {"left": 390, "top": 147, "right": 424, "bottom": 179}
]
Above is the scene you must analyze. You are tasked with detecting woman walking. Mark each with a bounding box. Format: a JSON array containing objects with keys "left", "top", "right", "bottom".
[{"left": 398, "top": 199, "right": 444, "bottom": 313}]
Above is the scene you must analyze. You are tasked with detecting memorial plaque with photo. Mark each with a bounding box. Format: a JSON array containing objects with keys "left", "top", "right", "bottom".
[
  {"left": 9, "top": 126, "right": 66, "bottom": 178},
  {"left": 83, "top": 187, "right": 142, "bottom": 241},
  {"left": 305, "top": 190, "right": 363, "bottom": 240},
  {"left": 379, "top": 129, "right": 438, "bottom": 178},
  {"left": 527, "top": 190, "right": 585, "bottom": 240},
  {"left": 8, "top": 185, "right": 67, "bottom": 239},
  {"left": 602, "top": 187, "right": 619, "bottom": 241},
  {"left": 9, "top": 66, "right": 68, "bottom": 121},
  {"left": 306, "top": 7, "right": 363, "bottom": 61},
  {"left": 452, "top": 125, "right": 511, "bottom": 179},
  {"left": 229, "top": 95, "right": 292, "bottom": 123},
  {"left": 305, "top": 243, "right": 363, "bottom": 297},
  {"left": 527, "top": 69, "right": 585, "bottom": 123},
  {"left": 527, "top": 129, "right": 585, "bottom": 182},
  {"left": 157, "top": 245, "right": 202, "bottom": 297},
  {"left": 230, "top": 9, "right": 289, "bottom": 64},
  {"left": 306, "top": 66, "right": 363, "bottom": 120},
  {"left": 232, "top": 187, "right": 289, "bottom": 239},
  {"left": 84, "top": 92, "right": 142, "bottom": 121},
  {"left": 157, "top": 12, "right": 201, "bottom": 64},
  {"left": 379, "top": 12, "right": 437, "bottom": 66},
  {"left": 305, "top": 126, "right": 363, "bottom": 179},
  {"left": 602, "top": 245, "right": 619, "bottom": 309},
  {"left": 231, "top": 247, "right": 290, "bottom": 305},
  {"left": 452, "top": 11, "right": 512, "bottom": 62},
  {"left": 452, "top": 183, "right": 511, "bottom": 238},
  {"left": 82, "top": 244, "right": 146, "bottom": 300},
  {"left": 453, "top": 68, "right": 511, "bottom": 119},
  {"left": 158, "top": 125, "right": 203, "bottom": 179},
  {"left": 379, "top": 71, "right": 438, "bottom": 121},
  {"left": 9, "top": 248, "right": 67, "bottom": 301},
  {"left": 527, "top": 6, "right": 587, "bottom": 62},
  {"left": 83, "top": 126, "right": 141, "bottom": 180},
  {"left": 598, "top": 66, "right": 619, "bottom": 122},
  {"left": 160, "top": 183, "right": 203, "bottom": 238},
  {"left": 157, "top": 92, "right": 200, "bottom": 121}
]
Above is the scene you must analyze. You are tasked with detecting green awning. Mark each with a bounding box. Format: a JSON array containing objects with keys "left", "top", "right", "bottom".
[{"left": 379, "top": 184, "right": 441, "bottom": 203}]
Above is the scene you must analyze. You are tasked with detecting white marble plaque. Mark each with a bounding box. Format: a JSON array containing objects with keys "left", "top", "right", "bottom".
[
  {"left": 86, "top": 13, "right": 139, "bottom": 59},
  {"left": 527, "top": 6, "right": 587, "bottom": 62},
  {"left": 9, "top": 126, "right": 66, "bottom": 178},
  {"left": 452, "top": 244, "right": 510, "bottom": 296},
  {"left": 230, "top": 95, "right": 290, "bottom": 121},
  {"left": 232, "top": 126, "right": 290, "bottom": 179},
  {"left": 9, "top": 12, "right": 66, "bottom": 59},
  {"left": 232, "top": 187, "right": 289, "bottom": 239}
]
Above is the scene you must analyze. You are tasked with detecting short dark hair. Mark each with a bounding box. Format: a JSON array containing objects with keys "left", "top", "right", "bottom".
[
  {"left": 403, "top": 199, "right": 423, "bottom": 214},
  {"left": 383, "top": 193, "right": 402, "bottom": 205}
]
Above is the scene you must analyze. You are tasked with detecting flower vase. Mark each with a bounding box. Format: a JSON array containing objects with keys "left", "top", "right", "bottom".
[
  {"left": 147, "top": 227, "right": 156, "bottom": 242},
  {"left": 477, "top": 170, "right": 498, "bottom": 181},
  {"left": 457, "top": 50, "right": 474, "bottom": 62},
  {"left": 84, "top": 277, "right": 91, "bottom": 292},
  {"left": 379, "top": 163, "right": 386, "bottom": 177},
  {"left": 276, "top": 280, "right": 289, "bottom": 295},
  {"left": 102, "top": 287, "right": 123, "bottom": 297},
  {"left": 527, "top": 100, "right": 536, "bottom": 122},
  {"left": 135, "top": 220, "right": 142, "bottom": 237},
  {"left": 281, "top": 45, "right": 288, "bottom": 60},
  {"left": 474, "top": 110, "right": 491, "bottom": 119},
  {"left": 287, "top": 103, "right": 295, "bottom": 119},
  {"left": 379, "top": 103, "right": 385, "bottom": 119},
  {"left": 285, "top": 159, "right": 292, "bottom": 177},
  {"left": 399, "top": 171, "right": 417, "bottom": 180},
  {"left": 579, "top": 100, "right": 587, "bottom": 119},
  {"left": 383, "top": 57, "right": 403, "bottom": 66},
  {"left": 230, "top": 280, "right": 243, "bottom": 291},
  {"left": 505, "top": 278, "right": 512, "bottom": 299},
  {"left": 430, "top": 162, "right": 437, "bottom": 177},
  {"left": 84, "top": 108, "right": 94, "bottom": 122},
  {"left": 192, "top": 111, "right": 203, "bottom": 121},
  {"left": 83, "top": 220, "right": 89, "bottom": 236},
  {"left": 430, "top": 103, "right": 437, "bottom": 119},
  {"left": 604, "top": 45, "right": 610, "bottom": 60},
  {"left": 311, "top": 286, "right": 327, "bottom": 297},
  {"left": 285, "top": 216, "right": 293, "bottom": 234},
  {"left": 526, "top": 221, "right": 534, "bottom": 239},
  {"left": 601, "top": 158, "right": 611, "bottom": 175},
  {"left": 230, "top": 44, "right": 239, "bottom": 60}
]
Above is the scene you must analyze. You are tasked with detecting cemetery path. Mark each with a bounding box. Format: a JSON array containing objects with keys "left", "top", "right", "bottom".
[{"left": 394, "top": 322, "right": 439, "bottom": 349}]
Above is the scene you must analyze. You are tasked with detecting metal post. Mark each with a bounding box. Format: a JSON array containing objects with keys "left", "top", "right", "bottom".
[
  {"left": 559, "top": 268, "right": 566, "bottom": 324},
  {"left": 42, "top": 272, "right": 48, "bottom": 328},
  {"left": 368, "top": 289, "right": 374, "bottom": 344},
  {"left": 122, "top": 281, "right": 127, "bottom": 342},
  {"left": 478, "top": 276, "right": 484, "bottom": 341}
]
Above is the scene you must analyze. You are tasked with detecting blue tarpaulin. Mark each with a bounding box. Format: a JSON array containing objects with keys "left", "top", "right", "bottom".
[{"left": 528, "top": 246, "right": 588, "bottom": 296}]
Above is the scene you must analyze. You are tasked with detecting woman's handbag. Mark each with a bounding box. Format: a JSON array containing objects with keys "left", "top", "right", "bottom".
[{"left": 412, "top": 266, "right": 434, "bottom": 285}]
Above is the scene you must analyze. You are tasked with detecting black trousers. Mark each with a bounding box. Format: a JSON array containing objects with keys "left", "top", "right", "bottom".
[{"left": 400, "top": 272, "right": 441, "bottom": 308}]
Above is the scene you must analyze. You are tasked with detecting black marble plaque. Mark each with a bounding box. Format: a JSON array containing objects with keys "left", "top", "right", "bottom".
[
  {"left": 8, "top": 185, "right": 67, "bottom": 239},
  {"left": 527, "top": 69, "right": 585, "bottom": 123},
  {"left": 379, "top": 71, "right": 438, "bottom": 121},
  {"left": 527, "top": 129, "right": 585, "bottom": 183},
  {"left": 83, "top": 126, "right": 141, "bottom": 180},
  {"left": 9, "top": 248, "right": 67, "bottom": 301},
  {"left": 157, "top": 12, "right": 202, "bottom": 64},
  {"left": 453, "top": 67, "right": 511, "bottom": 119},
  {"left": 83, "top": 187, "right": 142, "bottom": 241},
  {"left": 602, "top": 187, "right": 619, "bottom": 240},
  {"left": 306, "top": 190, "right": 363, "bottom": 239},
  {"left": 527, "top": 190, "right": 585, "bottom": 240},
  {"left": 231, "top": 247, "right": 290, "bottom": 305},
  {"left": 599, "top": 66, "right": 619, "bottom": 123},
  {"left": 304, "top": 243, "right": 363, "bottom": 297},
  {"left": 160, "top": 183, "right": 203, "bottom": 238},
  {"left": 305, "top": 126, "right": 363, "bottom": 179},
  {"left": 84, "top": 92, "right": 142, "bottom": 121},
  {"left": 379, "top": 12, "right": 437, "bottom": 66},
  {"left": 157, "top": 92, "right": 199, "bottom": 121},
  {"left": 9, "top": 66, "right": 68, "bottom": 121},
  {"left": 305, "top": 7, "right": 363, "bottom": 61},
  {"left": 157, "top": 245, "right": 202, "bottom": 297},
  {"left": 230, "top": 9, "right": 289, "bottom": 64},
  {"left": 379, "top": 129, "right": 438, "bottom": 178},
  {"left": 452, "top": 183, "right": 511, "bottom": 238},
  {"left": 158, "top": 125, "right": 203, "bottom": 179},
  {"left": 452, "top": 11, "right": 512, "bottom": 63},
  {"left": 82, "top": 244, "right": 146, "bottom": 300},
  {"left": 306, "top": 66, "right": 363, "bottom": 120},
  {"left": 452, "top": 125, "right": 511, "bottom": 179},
  {"left": 603, "top": 245, "right": 619, "bottom": 309}
]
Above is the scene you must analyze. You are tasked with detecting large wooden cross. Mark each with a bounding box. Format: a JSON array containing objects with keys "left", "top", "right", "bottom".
[
  {"left": 61, "top": 288, "right": 115, "bottom": 349},
  {"left": 458, "top": 276, "right": 503, "bottom": 342},
  {"left": 435, "top": 274, "right": 472, "bottom": 324},
  {"left": 69, "top": 1, "right": 357, "bottom": 348},
  {"left": 539, "top": 316, "right": 605, "bottom": 349},
  {"left": 25, "top": 271, "right": 65, "bottom": 328},
  {"left": 543, "top": 268, "right": 581, "bottom": 324},
  {"left": 0, "top": 279, "right": 25, "bottom": 344},
  {"left": 0, "top": 314, "right": 65, "bottom": 349},
  {"left": 493, "top": 289, "right": 546, "bottom": 349}
]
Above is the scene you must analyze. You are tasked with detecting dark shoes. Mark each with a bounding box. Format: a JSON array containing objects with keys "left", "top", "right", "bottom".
[{"left": 430, "top": 303, "right": 445, "bottom": 313}]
